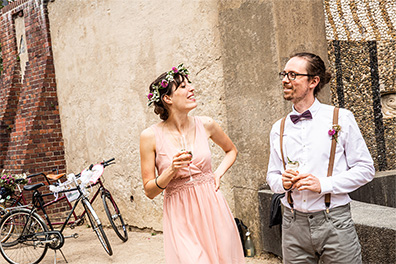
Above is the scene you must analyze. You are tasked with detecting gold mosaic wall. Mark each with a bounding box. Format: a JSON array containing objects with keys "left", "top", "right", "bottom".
[{"left": 324, "top": 0, "right": 396, "bottom": 171}]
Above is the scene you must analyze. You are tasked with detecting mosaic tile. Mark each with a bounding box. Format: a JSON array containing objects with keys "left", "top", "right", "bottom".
[{"left": 324, "top": 0, "right": 395, "bottom": 171}]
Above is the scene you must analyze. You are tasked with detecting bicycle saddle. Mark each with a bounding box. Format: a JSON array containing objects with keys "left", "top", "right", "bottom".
[
  {"left": 46, "top": 173, "right": 66, "bottom": 180},
  {"left": 24, "top": 182, "right": 45, "bottom": 191}
]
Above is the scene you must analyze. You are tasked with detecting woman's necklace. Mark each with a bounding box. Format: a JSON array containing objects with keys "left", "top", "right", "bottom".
[{"left": 164, "top": 118, "right": 194, "bottom": 151}]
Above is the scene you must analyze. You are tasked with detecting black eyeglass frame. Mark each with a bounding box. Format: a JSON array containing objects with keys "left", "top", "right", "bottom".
[{"left": 279, "top": 71, "right": 315, "bottom": 81}]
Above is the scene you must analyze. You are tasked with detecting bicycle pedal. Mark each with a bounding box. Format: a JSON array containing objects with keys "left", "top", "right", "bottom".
[{"left": 64, "top": 233, "right": 78, "bottom": 239}]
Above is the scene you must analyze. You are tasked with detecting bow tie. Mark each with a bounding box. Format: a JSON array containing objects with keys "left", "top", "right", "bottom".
[{"left": 290, "top": 110, "right": 312, "bottom": 124}]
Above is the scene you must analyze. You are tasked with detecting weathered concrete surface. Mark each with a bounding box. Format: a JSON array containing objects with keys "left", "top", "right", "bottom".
[
  {"left": 258, "top": 188, "right": 282, "bottom": 257},
  {"left": 218, "top": 0, "right": 330, "bottom": 249},
  {"left": 258, "top": 189, "right": 396, "bottom": 263},
  {"left": 47, "top": 0, "right": 233, "bottom": 232},
  {"left": 47, "top": 0, "right": 330, "bottom": 253},
  {"left": 351, "top": 201, "right": 396, "bottom": 264},
  {"left": 350, "top": 170, "right": 395, "bottom": 208}
]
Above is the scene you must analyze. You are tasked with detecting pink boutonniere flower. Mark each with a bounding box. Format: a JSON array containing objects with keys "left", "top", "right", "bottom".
[{"left": 328, "top": 124, "right": 341, "bottom": 143}]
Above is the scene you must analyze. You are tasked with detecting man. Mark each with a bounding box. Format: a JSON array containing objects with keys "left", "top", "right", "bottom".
[{"left": 266, "top": 52, "right": 375, "bottom": 263}]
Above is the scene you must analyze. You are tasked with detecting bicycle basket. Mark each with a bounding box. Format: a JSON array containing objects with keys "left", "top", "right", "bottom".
[{"left": 49, "top": 174, "right": 80, "bottom": 202}]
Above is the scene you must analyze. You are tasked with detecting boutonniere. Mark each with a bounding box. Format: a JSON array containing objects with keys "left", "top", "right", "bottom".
[{"left": 328, "top": 124, "right": 341, "bottom": 143}]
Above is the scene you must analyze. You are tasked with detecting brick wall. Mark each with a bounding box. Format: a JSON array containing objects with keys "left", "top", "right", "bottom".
[{"left": 0, "top": 0, "right": 68, "bottom": 217}]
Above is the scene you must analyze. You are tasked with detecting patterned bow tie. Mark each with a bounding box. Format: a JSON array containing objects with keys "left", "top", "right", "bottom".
[{"left": 290, "top": 110, "right": 312, "bottom": 124}]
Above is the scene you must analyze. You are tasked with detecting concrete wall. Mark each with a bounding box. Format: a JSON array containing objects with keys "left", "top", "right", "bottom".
[
  {"left": 47, "top": 0, "right": 232, "bottom": 231},
  {"left": 46, "top": 0, "right": 330, "bottom": 251},
  {"left": 218, "top": 0, "right": 329, "bottom": 248}
]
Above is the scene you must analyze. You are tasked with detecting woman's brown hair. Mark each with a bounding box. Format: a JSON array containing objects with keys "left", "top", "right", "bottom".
[{"left": 148, "top": 73, "right": 189, "bottom": 121}]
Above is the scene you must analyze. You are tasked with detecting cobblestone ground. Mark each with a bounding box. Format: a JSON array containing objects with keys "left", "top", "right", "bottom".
[{"left": 36, "top": 226, "right": 282, "bottom": 264}]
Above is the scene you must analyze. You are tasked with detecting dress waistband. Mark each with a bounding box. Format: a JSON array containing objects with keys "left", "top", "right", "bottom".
[{"left": 164, "top": 172, "right": 214, "bottom": 198}]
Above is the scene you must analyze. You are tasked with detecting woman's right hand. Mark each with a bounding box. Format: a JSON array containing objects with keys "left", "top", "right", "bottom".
[{"left": 171, "top": 151, "right": 192, "bottom": 171}]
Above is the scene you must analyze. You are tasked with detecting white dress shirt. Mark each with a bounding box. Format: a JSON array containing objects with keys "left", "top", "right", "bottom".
[{"left": 267, "top": 99, "right": 375, "bottom": 212}]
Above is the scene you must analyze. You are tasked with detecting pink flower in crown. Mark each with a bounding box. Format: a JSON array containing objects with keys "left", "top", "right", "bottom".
[
  {"left": 147, "top": 93, "right": 153, "bottom": 99},
  {"left": 161, "top": 79, "right": 168, "bottom": 88},
  {"left": 172, "top": 67, "right": 178, "bottom": 73}
]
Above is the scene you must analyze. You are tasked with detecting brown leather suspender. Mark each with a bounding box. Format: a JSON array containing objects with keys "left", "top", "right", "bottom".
[
  {"left": 280, "top": 116, "right": 293, "bottom": 208},
  {"left": 325, "top": 107, "right": 339, "bottom": 211},
  {"left": 280, "top": 107, "right": 339, "bottom": 212}
]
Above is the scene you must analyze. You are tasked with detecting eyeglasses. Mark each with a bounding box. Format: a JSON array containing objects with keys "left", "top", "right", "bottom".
[{"left": 279, "top": 71, "right": 315, "bottom": 81}]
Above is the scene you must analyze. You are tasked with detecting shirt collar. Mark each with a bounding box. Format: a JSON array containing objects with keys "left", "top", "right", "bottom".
[{"left": 291, "top": 98, "right": 321, "bottom": 118}]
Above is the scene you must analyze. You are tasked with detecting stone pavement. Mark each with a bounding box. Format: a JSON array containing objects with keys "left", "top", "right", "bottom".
[{"left": 37, "top": 226, "right": 282, "bottom": 264}]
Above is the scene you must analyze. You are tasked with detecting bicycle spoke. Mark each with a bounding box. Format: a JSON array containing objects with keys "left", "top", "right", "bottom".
[
  {"left": 83, "top": 199, "right": 112, "bottom": 256},
  {"left": 102, "top": 192, "right": 128, "bottom": 242},
  {"left": 0, "top": 209, "right": 48, "bottom": 264}
]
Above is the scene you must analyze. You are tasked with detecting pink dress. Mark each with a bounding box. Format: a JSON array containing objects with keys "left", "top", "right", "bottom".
[{"left": 153, "top": 116, "right": 245, "bottom": 264}]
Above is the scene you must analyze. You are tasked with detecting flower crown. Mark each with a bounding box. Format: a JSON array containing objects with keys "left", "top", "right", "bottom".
[{"left": 147, "top": 63, "right": 190, "bottom": 106}]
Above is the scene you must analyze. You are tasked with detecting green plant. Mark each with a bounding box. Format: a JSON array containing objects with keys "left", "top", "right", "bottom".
[
  {"left": 0, "top": 172, "right": 29, "bottom": 192},
  {"left": 0, "top": 0, "right": 13, "bottom": 9}
]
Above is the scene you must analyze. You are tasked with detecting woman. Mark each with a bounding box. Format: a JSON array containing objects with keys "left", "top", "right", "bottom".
[{"left": 140, "top": 64, "right": 245, "bottom": 264}]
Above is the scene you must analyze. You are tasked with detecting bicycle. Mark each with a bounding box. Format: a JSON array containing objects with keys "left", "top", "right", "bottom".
[
  {"left": 0, "top": 179, "right": 26, "bottom": 244},
  {"left": 46, "top": 158, "right": 128, "bottom": 242},
  {"left": 0, "top": 179, "right": 25, "bottom": 217},
  {"left": 0, "top": 166, "right": 112, "bottom": 264},
  {"left": 1, "top": 158, "right": 128, "bottom": 242}
]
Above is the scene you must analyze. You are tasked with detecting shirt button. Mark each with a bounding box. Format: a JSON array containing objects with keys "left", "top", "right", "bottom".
[{"left": 303, "top": 200, "right": 306, "bottom": 202}]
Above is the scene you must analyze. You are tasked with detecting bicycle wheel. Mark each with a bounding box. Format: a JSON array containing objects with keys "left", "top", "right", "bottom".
[
  {"left": 1, "top": 199, "right": 23, "bottom": 243},
  {"left": 82, "top": 198, "right": 113, "bottom": 256},
  {"left": 102, "top": 191, "right": 128, "bottom": 242},
  {"left": 0, "top": 198, "right": 23, "bottom": 218},
  {"left": 0, "top": 208, "right": 49, "bottom": 264}
]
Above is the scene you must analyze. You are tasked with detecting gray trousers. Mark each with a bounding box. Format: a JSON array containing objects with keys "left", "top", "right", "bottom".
[{"left": 282, "top": 203, "right": 362, "bottom": 264}]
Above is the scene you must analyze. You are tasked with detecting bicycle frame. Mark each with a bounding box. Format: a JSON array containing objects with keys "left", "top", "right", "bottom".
[
  {"left": 0, "top": 160, "right": 119, "bottom": 264},
  {"left": 38, "top": 173, "right": 110, "bottom": 227},
  {"left": 4, "top": 164, "right": 116, "bottom": 227},
  {"left": 1, "top": 174, "right": 80, "bottom": 226},
  {"left": 33, "top": 185, "right": 89, "bottom": 233},
  {"left": 78, "top": 177, "right": 109, "bottom": 220}
]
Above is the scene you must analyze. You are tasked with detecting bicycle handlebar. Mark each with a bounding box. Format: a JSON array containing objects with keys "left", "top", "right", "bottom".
[
  {"left": 101, "top": 158, "right": 115, "bottom": 168},
  {"left": 26, "top": 158, "right": 116, "bottom": 187},
  {"left": 27, "top": 172, "right": 51, "bottom": 185},
  {"left": 27, "top": 172, "right": 45, "bottom": 179}
]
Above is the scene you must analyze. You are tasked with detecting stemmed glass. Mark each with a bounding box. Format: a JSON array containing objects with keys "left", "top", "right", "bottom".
[
  {"left": 181, "top": 134, "right": 194, "bottom": 183},
  {"left": 286, "top": 157, "right": 299, "bottom": 189}
]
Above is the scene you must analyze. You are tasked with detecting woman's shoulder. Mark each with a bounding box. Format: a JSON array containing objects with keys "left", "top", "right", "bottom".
[
  {"left": 195, "top": 115, "right": 215, "bottom": 128},
  {"left": 140, "top": 127, "right": 155, "bottom": 139},
  {"left": 140, "top": 122, "right": 162, "bottom": 139}
]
